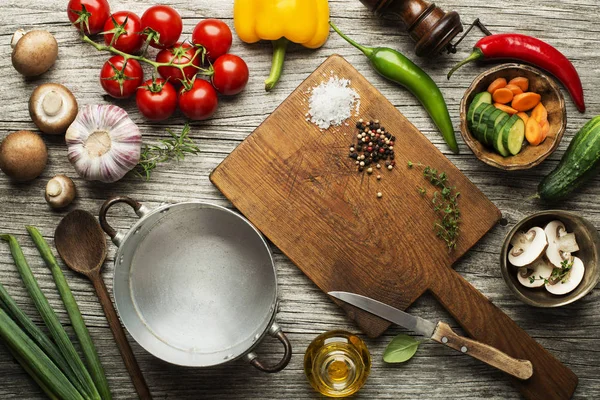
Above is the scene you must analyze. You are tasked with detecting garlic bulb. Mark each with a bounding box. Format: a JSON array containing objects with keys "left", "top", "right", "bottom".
[{"left": 66, "top": 104, "right": 141, "bottom": 183}]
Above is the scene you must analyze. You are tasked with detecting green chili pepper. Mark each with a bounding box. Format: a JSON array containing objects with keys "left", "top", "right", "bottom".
[{"left": 329, "top": 22, "right": 459, "bottom": 154}]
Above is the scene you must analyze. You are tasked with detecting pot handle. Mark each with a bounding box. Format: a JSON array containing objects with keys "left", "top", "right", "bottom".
[
  {"left": 99, "top": 196, "right": 149, "bottom": 245},
  {"left": 245, "top": 322, "right": 292, "bottom": 373}
]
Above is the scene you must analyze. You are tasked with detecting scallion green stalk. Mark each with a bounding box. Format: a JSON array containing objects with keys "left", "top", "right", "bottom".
[
  {"left": 27, "top": 226, "right": 112, "bottom": 400},
  {"left": 7, "top": 345, "right": 61, "bottom": 400},
  {"left": 0, "top": 282, "right": 85, "bottom": 395},
  {"left": 1, "top": 234, "right": 100, "bottom": 400},
  {"left": 0, "top": 307, "right": 84, "bottom": 400}
]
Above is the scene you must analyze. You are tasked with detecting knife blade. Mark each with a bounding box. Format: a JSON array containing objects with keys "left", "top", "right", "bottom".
[
  {"left": 328, "top": 291, "right": 534, "bottom": 380},
  {"left": 328, "top": 291, "right": 437, "bottom": 337}
]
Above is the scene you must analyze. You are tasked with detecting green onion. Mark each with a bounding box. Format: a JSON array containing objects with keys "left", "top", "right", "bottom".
[
  {"left": 1, "top": 234, "right": 100, "bottom": 400},
  {"left": 27, "top": 226, "right": 112, "bottom": 400},
  {"left": 0, "top": 307, "right": 84, "bottom": 400},
  {"left": 7, "top": 346, "right": 61, "bottom": 400},
  {"left": 0, "top": 281, "right": 84, "bottom": 394}
]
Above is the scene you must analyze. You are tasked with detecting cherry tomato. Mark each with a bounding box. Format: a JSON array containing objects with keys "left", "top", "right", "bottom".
[
  {"left": 103, "top": 11, "right": 143, "bottom": 54},
  {"left": 191, "top": 19, "right": 232, "bottom": 62},
  {"left": 100, "top": 56, "right": 144, "bottom": 99},
  {"left": 211, "top": 54, "right": 249, "bottom": 96},
  {"left": 178, "top": 79, "right": 218, "bottom": 120},
  {"left": 68, "top": 0, "right": 110, "bottom": 35},
  {"left": 156, "top": 43, "right": 201, "bottom": 84},
  {"left": 140, "top": 5, "right": 182, "bottom": 49},
  {"left": 136, "top": 79, "right": 178, "bottom": 121}
]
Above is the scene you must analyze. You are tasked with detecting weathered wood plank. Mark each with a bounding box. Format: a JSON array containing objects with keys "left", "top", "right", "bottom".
[{"left": 1, "top": 0, "right": 600, "bottom": 398}]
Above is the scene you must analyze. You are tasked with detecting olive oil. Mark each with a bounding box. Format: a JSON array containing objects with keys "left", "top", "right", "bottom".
[{"left": 304, "top": 330, "right": 371, "bottom": 397}]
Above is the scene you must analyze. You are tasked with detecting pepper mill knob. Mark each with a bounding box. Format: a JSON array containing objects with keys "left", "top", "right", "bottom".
[{"left": 359, "top": 0, "right": 463, "bottom": 57}]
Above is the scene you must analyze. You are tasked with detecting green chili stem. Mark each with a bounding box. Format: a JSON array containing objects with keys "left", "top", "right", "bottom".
[
  {"left": 329, "top": 21, "right": 374, "bottom": 58},
  {"left": 27, "top": 227, "right": 112, "bottom": 400},
  {"left": 265, "top": 38, "right": 289, "bottom": 91},
  {"left": 0, "top": 308, "right": 84, "bottom": 400},
  {"left": 447, "top": 49, "right": 484, "bottom": 79},
  {"left": 1, "top": 234, "right": 100, "bottom": 400},
  {"left": 81, "top": 35, "right": 212, "bottom": 77},
  {"left": 0, "top": 282, "right": 82, "bottom": 395}
]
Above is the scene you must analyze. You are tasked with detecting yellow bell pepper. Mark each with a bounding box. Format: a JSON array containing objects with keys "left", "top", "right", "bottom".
[{"left": 234, "top": 0, "right": 330, "bottom": 91}]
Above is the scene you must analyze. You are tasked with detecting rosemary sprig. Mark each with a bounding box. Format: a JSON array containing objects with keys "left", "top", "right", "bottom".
[
  {"left": 134, "top": 123, "right": 200, "bottom": 180},
  {"left": 408, "top": 162, "right": 461, "bottom": 251}
]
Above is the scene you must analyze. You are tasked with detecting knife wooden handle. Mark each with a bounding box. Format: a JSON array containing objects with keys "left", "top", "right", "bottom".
[
  {"left": 429, "top": 266, "right": 577, "bottom": 400},
  {"left": 431, "top": 321, "right": 533, "bottom": 380}
]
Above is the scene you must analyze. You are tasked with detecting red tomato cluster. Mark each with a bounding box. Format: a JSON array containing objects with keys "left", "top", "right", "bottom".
[{"left": 67, "top": 1, "right": 249, "bottom": 121}]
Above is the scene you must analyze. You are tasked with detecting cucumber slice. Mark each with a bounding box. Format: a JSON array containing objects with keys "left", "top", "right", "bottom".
[
  {"left": 503, "top": 117, "right": 526, "bottom": 155},
  {"left": 473, "top": 104, "right": 493, "bottom": 141},
  {"left": 480, "top": 108, "right": 502, "bottom": 145},
  {"left": 493, "top": 115, "right": 511, "bottom": 157},
  {"left": 467, "top": 92, "right": 492, "bottom": 129},
  {"left": 498, "top": 115, "right": 520, "bottom": 157},
  {"left": 485, "top": 110, "right": 507, "bottom": 147}
]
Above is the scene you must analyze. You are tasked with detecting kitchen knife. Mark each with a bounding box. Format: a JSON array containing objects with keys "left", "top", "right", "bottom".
[{"left": 328, "top": 291, "right": 533, "bottom": 380}]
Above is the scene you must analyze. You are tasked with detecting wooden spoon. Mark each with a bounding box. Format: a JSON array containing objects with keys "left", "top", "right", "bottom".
[{"left": 55, "top": 210, "right": 152, "bottom": 400}]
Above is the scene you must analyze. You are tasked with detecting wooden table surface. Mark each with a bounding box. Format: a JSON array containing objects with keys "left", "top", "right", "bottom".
[{"left": 1, "top": 0, "right": 599, "bottom": 399}]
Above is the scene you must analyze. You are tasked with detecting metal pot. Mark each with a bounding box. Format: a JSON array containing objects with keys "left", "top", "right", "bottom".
[{"left": 98, "top": 196, "right": 292, "bottom": 372}]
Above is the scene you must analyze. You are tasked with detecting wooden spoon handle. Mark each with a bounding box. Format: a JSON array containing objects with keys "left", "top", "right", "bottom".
[
  {"left": 429, "top": 267, "right": 577, "bottom": 400},
  {"left": 91, "top": 274, "right": 153, "bottom": 400}
]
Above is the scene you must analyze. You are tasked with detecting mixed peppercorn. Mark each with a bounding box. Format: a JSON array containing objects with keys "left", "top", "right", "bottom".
[
  {"left": 349, "top": 118, "right": 396, "bottom": 173},
  {"left": 348, "top": 118, "right": 396, "bottom": 199}
]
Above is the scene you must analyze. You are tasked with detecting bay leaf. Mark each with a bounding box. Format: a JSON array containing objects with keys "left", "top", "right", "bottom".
[{"left": 382, "top": 334, "right": 420, "bottom": 363}]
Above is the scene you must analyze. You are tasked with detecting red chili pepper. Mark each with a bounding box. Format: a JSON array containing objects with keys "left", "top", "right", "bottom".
[{"left": 448, "top": 34, "right": 585, "bottom": 113}]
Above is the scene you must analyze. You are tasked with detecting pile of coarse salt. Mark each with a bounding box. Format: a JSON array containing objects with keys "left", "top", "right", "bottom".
[{"left": 307, "top": 75, "right": 360, "bottom": 130}]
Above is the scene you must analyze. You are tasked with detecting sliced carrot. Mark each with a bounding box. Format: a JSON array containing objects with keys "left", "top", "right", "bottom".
[
  {"left": 531, "top": 103, "right": 548, "bottom": 123},
  {"left": 517, "top": 112, "right": 529, "bottom": 124},
  {"left": 508, "top": 77, "right": 529, "bottom": 92},
  {"left": 492, "top": 88, "right": 514, "bottom": 104},
  {"left": 494, "top": 103, "right": 518, "bottom": 115},
  {"left": 505, "top": 84, "right": 524, "bottom": 96},
  {"left": 540, "top": 120, "right": 550, "bottom": 141},
  {"left": 525, "top": 118, "right": 544, "bottom": 146},
  {"left": 487, "top": 78, "right": 507, "bottom": 94},
  {"left": 512, "top": 92, "right": 541, "bottom": 112}
]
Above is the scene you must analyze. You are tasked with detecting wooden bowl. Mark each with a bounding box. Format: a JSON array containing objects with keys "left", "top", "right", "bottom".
[
  {"left": 500, "top": 210, "right": 600, "bottom": 307},
  {"left": 460, "top": 64, "right": 566, "bottom": 170}
]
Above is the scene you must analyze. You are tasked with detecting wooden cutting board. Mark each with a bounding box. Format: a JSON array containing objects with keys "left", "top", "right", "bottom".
[{"left": 210, "top": 55, "right": 577, "bottom": 399}]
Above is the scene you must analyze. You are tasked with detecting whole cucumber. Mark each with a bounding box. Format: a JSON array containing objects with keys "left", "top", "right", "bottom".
[{"left": 538, "top": 116, "right": 600, "bottom": 201}]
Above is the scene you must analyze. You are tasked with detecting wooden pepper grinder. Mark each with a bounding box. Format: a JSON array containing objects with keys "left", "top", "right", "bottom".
[{"left": 359, "top": 0, "right": 463, "bottom": 57}]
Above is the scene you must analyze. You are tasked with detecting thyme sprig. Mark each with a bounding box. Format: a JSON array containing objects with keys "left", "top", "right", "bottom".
[
  {"left": 408, "top": 161, "right": 461, "bottom": 251},
  {"left": 528, "top": 258, "right": 574, "bottom": 285},
  {"left": 134, "top": 123, "right": 200, "bottom": 180}
]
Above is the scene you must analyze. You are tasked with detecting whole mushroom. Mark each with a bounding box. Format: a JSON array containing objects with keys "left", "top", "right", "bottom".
[
  {"left": 29, "top": 83, "right": 78, "bottom": 135},
  {"left": 45, "top": 175, "right": 76, "bottom": 209},
  {"left": 11, "top": 30, "right": 58, "bottom": 77},
  {"left": 0, "top": 131, "right": 48, "bottom": 181}
]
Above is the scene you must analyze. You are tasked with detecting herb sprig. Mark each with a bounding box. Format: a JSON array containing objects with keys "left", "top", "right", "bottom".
[
  {"left": 134, "top": 123, "right": 200, "bottom": 180},
  {"left": 408, "top": 161, "right": 461, "bottom": 251},
  {"left": 528, "top": 258, "right": 574, "bottom": 285}
]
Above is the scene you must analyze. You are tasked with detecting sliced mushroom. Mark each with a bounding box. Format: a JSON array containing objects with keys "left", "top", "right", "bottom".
[
  {"left": 45, "top": 175, "right": 76, "bottom": 209},
  {"left": 508, "top": 227, "right": 547, "bottom": 267},
  {"left": 545, "top": 257, "right": 585, "bottom": 295},
  {"left": 545, "top": 220, "right": 579, "bottom": 267},
  {"left": 517, "top": 258, "right": 554, "bottom": 288},
  {"left": 29, "top": 84, "right": 78, "bottom": 135}
]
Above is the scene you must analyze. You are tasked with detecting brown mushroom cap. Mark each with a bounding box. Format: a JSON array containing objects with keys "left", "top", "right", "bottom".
[
  {"left": 11, "top": 30, "right": 58, "bottom": 77},
  {"left": 0, "top": 131, "right": 48, "bottom": 181},
  {"left": 45, "top": 175, "right": 76, "bottom": 209},
  {"left": 29, "top": 83, "right": 78, "bottom": 135}
]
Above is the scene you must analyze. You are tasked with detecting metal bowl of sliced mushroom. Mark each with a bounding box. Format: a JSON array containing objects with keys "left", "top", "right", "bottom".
[{"left": 500, "top": 210, "right": 600, "bottom": 307}]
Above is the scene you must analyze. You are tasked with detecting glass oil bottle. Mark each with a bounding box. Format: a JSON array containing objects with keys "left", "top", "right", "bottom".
[{"left": 304, "top": 330, "right": 371, "bottom": 397}]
